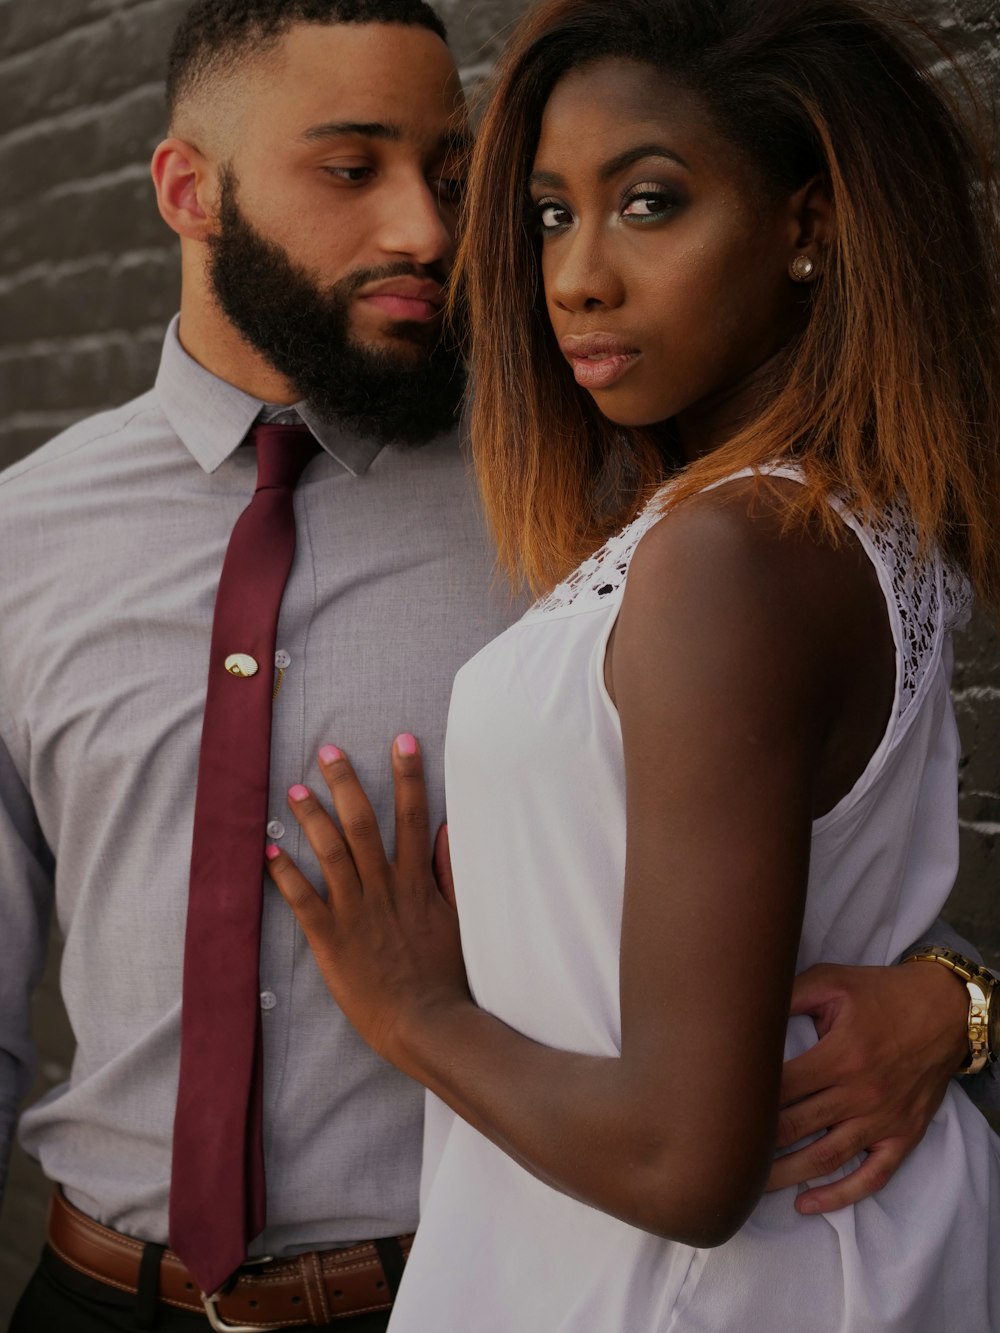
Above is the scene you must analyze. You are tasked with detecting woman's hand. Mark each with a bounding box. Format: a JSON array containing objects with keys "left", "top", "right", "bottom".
[{"left": 265, "top": 736, "right": 469, "bottom": 1066}]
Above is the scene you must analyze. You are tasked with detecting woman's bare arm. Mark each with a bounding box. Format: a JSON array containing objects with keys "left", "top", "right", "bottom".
[{"left": 268, "top": 482, "right": 894, "bottom": 1246}]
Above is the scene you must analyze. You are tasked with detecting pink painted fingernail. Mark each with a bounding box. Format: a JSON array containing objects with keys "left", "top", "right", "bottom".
[
  {"left": 396, "top": 733, "right": 418, "bottom": 756},
  {"left": 265, "top": 845, "right": 281, "bottom": 861},
  {"left": 319, "top": 745, "right": 343, "bottom": 765},
  {"left": 288, "top": 784, "right": 310, "bottom": 801}
]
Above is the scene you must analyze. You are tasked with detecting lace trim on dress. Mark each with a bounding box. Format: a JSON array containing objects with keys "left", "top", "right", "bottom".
[
  {"left": 530, "top": 474, "right": 973, "bottom": 722},
  {"left": 531, "top": 492, "right": 667, "bottom": 617},
  {"left": 856, "top": 498, "right": 972, "bottom": 712}
]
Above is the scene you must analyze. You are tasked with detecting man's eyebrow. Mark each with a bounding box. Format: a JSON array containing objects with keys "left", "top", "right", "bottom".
[
  {"left": 528, "top": 144, "right": 691, "bottom": 190},
  {"left": 298, "top": 122, "right": 471, "bottom": 157},
  {"left": 299, "top": 121, "right": 402, "bottom": 144}
]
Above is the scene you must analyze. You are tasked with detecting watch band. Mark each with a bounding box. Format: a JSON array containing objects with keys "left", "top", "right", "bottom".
[{"left": 902, "top": 947, "right": 996, "bottom": 1076}]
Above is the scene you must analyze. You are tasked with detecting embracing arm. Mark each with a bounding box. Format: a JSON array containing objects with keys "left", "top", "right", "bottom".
[
  {"left": 767, "top": 836, "right": 997, "bottom": 1209},
  {"left": 270, "top": 487, "right": 887, "bottom": 1244},
  {"left": 0, "top": 728, "right": 55, "bottom": 1204}
]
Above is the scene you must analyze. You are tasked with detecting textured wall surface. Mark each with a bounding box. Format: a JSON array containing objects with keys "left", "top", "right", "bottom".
[{"left": 0, "top": 0, "right": 997, "bottom": 1315}]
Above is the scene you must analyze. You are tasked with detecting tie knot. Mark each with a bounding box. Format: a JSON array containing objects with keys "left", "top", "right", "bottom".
[{"left": 250, "top": 422, "right": 319, "bottom": 491}]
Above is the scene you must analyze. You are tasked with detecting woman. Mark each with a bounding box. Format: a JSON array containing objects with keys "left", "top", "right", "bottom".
[{"left": 265, "top": 0, "right": 1000, "bottom": 1327}]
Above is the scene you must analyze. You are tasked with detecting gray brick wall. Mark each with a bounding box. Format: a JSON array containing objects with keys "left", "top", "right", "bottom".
[{"left": 0, "top": 0, "right": 997, "bottom": 1316}]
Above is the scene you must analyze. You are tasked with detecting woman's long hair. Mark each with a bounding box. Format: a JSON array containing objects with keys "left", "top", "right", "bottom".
[{"left": 453, "top": 0, "right": 1000, "bottom": 604}]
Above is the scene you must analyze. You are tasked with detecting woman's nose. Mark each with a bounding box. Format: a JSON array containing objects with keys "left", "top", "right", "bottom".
[{"left": 546, "top": 225, "right": 625, "bottom": 313}]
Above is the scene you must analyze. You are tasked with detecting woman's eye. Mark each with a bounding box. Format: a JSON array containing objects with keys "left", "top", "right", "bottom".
[
  {"left": 622, "top": 190, "right": 676, "bottom": 220},
  {"left": 536, "top": 201, "right": 572, "bottom": 233}
]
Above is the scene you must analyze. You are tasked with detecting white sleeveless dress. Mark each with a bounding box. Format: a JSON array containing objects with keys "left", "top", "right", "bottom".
[{"left": 389, "top": 468, "right": 1000, "bottom": 1332}]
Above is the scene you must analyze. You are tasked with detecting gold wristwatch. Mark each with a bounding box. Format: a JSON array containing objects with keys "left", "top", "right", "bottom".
[{"left": 902, "top": 946, "right": 997, "bottom": 1076}]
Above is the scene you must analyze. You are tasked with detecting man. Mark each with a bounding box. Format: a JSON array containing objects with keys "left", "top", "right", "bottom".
[{"left": 2, "top": 1, "right": 996, "bottom": 1329}]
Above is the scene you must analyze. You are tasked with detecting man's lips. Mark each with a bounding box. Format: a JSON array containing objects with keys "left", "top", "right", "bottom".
[
  {"left": 559, "top": 333, "right": 642, "bottom": 390},
  {"left": 357, "top": 279, "right": 444, "bottom": 324}
]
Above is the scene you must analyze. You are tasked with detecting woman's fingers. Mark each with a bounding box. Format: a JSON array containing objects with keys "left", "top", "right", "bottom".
[
  {"left": 433, "top": 823, "right": 456, "bottom": 908},
  {"left": 314, "top": 746, "right": 389, "bottom": 884},
  {"left": 287, "top": 739, "right": 428, "bottom": 901},
  {"left": 393, "top": 734, "right": 431, "bottom": 877},
  {"left": 286, "top": 780, "right": 362, "bottom": 902},
  {"left": 265, "top": 843, "right": 335, "bottom": 941}
]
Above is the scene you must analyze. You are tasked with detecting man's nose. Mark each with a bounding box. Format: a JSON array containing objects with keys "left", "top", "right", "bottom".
[{"left": 375, "top": 175, "right": 455, "bottom": 270}]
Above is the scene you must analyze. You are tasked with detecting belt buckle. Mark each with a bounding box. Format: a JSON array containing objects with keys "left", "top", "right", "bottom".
[{"left": 202, "top": 1256, "right": 282, "bottom": 1333}]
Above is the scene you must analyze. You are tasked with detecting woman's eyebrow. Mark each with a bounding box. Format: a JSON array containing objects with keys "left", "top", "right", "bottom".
[
  {"left": 527, "top": 169, "right": 565, "bottom": 189},
  {"left": 529, "top": 144, "right": 692, "bottom": 191},
  {"left": 598, "top": 144, "right": 691, "bottom": 179}
]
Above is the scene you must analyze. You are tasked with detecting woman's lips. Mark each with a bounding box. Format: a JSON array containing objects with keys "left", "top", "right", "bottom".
[
  {"left": 569, "top": 351, "right": 642, "bottom": 389},
  {"left": 560, "top": 335, "right": 642, "bottom": 390}
]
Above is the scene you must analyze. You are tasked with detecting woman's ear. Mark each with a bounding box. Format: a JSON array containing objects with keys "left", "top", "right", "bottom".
[
  {"left": 150, "top": 138, "right": 218, "bottom": 243},
  {"left": 785, "top": 175, "right": 834, "bottom": 281}
]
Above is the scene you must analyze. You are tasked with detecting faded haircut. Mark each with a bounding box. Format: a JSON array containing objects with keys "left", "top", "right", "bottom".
[{"left": 166, "top": 0, "right": 449, "bottom": 120}]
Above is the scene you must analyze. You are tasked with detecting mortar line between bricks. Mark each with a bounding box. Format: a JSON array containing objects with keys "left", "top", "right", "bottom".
[
  {"left": 1, "top": 0, "right": 169, "bottom": 64},
  {"left": 44, "top": 161, "right": 153, "bottom": 203},
  {"left": 954, "top": 685, "right": 1000, "bottom": 703},
  {"left": 0, "top": 248, "right": 173, "bottom": 297},
  {"left": 0, "top": 326, "right": 167, "bottom": 363},
  {"left": 0, "top": 81, "right": 164, "bottom": 153},
  {"left": 959, "top": 820, "right": 1000, "bottom": 837}
]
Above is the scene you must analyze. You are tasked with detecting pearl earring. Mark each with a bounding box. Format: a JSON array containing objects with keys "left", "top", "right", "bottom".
[{"left": 789, "top": 254, "right": 816, "bottom": 282}]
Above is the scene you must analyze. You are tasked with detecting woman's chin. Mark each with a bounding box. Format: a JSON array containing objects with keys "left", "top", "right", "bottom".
[{"left": 588, "top": 394, "right": 673, "bottom": 430}]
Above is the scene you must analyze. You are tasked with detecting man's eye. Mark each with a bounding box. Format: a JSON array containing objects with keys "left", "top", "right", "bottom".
[
  {"left": 323, "top": 166, "right": 373, "bottom": 183},
  {"left": 436, "top": 177, "right": 466, "bottom": 205}
]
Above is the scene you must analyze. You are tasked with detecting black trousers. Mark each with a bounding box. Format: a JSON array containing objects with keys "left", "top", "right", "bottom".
[{"left": 8, "top": 1248, "right": 392, "bottom": 1333}]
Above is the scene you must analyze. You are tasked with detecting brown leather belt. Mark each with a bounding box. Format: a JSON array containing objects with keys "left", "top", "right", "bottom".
[{"left": 48, "top": 1190, "right": 413, "bottom": 1329}]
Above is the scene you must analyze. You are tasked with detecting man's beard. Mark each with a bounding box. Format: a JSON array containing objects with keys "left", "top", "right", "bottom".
[{"left": 206, "top": 169, "right": 465, "bottom": 446}]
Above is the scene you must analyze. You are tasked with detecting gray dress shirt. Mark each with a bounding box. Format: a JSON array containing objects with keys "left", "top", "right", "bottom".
[{"left": 0, "top": 317, "right": 515, "bottom": 1254}]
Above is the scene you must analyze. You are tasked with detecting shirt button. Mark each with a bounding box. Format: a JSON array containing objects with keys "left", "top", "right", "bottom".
[
  {"left": 260, "top": 991, "right": 277, "bottom": 1011},
  {"left": 266, "top": 819, "right": 285, "bottom": 840},
  {"left": 274, "top": 650, "right": 292, "bottom": 669}
]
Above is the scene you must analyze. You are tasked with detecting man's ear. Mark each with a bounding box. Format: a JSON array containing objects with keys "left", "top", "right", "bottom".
[
  {"left": 150, "top": 138, "right": 218, "bottom": 242},
  {"left": 785, "top": 174, "right": 834, "bottom": 276}
]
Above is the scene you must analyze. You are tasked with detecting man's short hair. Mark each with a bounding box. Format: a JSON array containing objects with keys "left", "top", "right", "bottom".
[{"left": 167, "top": 0, "right": 450, "bottom": 121}]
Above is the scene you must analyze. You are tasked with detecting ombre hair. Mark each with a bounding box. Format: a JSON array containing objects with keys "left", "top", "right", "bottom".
[{"left": 453, "top": 0, "right": 1000, "bottom": 603}]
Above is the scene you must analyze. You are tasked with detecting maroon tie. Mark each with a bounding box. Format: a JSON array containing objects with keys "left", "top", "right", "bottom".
[{"left": 170, "top": 423, "right": 318, "bottom": 1297}]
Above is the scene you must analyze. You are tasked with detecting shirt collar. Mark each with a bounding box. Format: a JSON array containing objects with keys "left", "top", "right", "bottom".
[{"left": 154, "top": 315, "right": 384, "bottom": 477}]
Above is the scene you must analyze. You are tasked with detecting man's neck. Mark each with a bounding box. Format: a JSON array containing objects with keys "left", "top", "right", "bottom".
[{"left": 177, "top": 300, "right": 298, "bottom": 406}]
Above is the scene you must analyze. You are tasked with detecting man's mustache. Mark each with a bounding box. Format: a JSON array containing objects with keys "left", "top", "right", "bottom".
[{"left": 338, "top": 260, "right": 450, "bottom": 299}]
